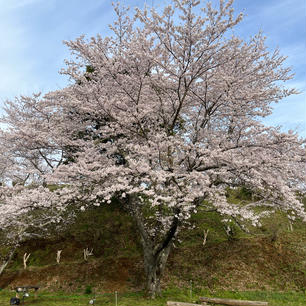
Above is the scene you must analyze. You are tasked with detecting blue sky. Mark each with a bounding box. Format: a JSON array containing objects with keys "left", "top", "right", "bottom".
[{"left": 0, "top": 0, "right": 305, "bottom": 137}]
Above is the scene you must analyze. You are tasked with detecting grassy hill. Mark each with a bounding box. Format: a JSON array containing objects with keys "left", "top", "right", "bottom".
[{"left": 0, "top": 193, "right": 305, "bottom": 295}]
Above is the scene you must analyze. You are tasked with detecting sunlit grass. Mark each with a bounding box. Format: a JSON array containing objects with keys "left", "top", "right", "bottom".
[{"left": 0, "top": 288, "right": 305, "bottom": 306}]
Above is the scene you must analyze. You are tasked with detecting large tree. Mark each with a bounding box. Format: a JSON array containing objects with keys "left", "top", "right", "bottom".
[{"left": 1, "top": 0, "right": 305, "bottom": 298}]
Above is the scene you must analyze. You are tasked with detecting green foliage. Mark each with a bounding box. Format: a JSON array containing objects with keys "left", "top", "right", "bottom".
[{"left": 84, "top": 285, "right": 92, "bottom": 295}]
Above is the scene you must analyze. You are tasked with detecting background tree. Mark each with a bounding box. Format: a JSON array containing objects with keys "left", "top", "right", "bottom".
[{"left": 0, "top": 0, "right": 305, "bottom": 298}]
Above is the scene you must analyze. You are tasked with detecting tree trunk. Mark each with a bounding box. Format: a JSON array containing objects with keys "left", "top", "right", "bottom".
[
  {"left": 199, "top": 296, "right": 268, "bottom": 306},
  {"left": 143, "top": 241, "right": 172, "bottom": 298},
  {"left": 0, "top": 260, "right": 9, "bottom": 276},
  {"left": 128, "top": 195, "right": 179, "bottom": 298},
  {"left": 0, "top": 246, "right": 16, "bottom": 276}
]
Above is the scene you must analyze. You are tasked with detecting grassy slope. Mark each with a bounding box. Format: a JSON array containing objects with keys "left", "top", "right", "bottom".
[{"left": 0, "top": 193, "right": 305, "bottom": 299}]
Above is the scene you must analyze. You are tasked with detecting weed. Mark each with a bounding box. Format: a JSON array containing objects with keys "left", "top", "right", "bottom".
[{"left": 84, "top": 285, "right": 92, "bottom": 295}]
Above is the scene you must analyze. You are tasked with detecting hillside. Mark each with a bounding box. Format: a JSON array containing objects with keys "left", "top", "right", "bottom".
[{"left": 0, "top": 197, "right": 305, "bottom": 294}]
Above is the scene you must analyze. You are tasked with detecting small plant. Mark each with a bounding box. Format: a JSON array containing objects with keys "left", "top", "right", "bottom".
[{"left": 84, "top": 285, "right": 92, "bottom": 295}]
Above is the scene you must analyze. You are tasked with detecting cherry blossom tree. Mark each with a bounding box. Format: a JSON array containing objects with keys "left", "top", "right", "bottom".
[{"left": 1, "top": 0, "right": 305, "bottom": 298}]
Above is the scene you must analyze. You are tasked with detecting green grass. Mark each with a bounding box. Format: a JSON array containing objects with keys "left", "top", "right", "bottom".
[{"left": 0, "top": 288, "right": 305, "bottom": 306}]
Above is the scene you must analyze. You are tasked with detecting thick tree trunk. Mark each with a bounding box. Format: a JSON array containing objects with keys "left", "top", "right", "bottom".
[
  {"left": 143, "top": 241, "right": 172, "bottom": 298},
  {"left": 128, "top": 195, "right": 179, "bottom": 298}
]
